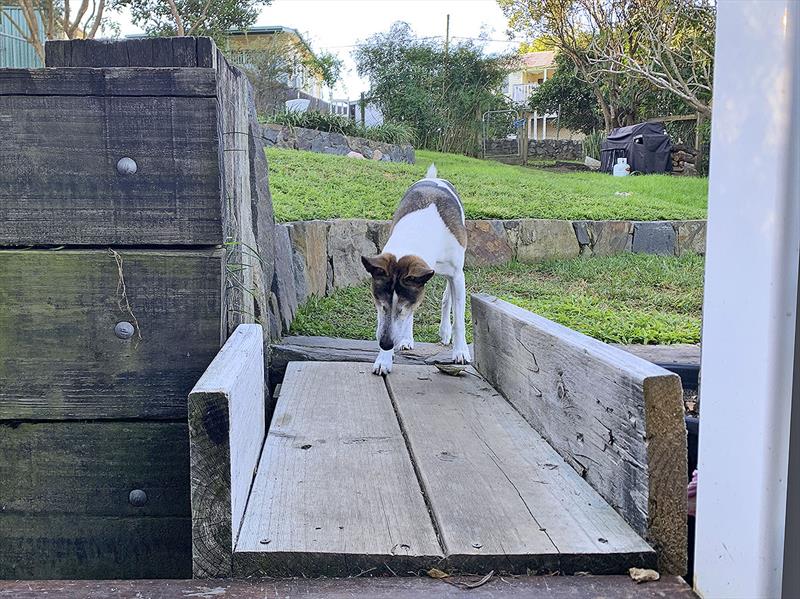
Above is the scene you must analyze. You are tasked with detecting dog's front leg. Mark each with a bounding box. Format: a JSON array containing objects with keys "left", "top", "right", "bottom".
[
  {"left": 451, "top": 272, "right": 471, "bottom": 364},
  {"left": 373, "top": 349, "right": 394, "bottom": 375},
  {"left": 397, "top": 314, "right": 414, "bottom": 350}
]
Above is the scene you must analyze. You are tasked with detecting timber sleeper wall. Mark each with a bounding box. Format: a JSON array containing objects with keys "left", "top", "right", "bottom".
[{"left": 0, "top": 37, "right": 283, "bottom": 579}]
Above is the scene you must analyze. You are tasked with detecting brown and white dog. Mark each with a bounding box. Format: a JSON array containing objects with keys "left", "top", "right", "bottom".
[{"left": 361, "top": 164, "right": 470, "bottom": 375}]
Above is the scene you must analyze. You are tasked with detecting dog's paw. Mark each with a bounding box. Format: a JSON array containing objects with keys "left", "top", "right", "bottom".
[
  {"left": 372, "top": 354, "right": 393, "bottom": 376},
  {"left": 452, "top": 344, "right": 471, "bottom": 365},
  {"left": 438, "top": 325, "right": 452, "bottom": 345},
  {"left": 397, "top": 338, "right": 415, "bottom": 351}
]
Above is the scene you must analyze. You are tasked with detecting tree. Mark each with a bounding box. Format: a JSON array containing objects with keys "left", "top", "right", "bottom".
[
  {"left": 0, "top": 0, "right": 108, "bottom": 62},
  {"left": 528, "top": 52, "right": 603, "bottom": 134},
  {"left": 236, "top": 36, "right": 342, "bottom": 115},
  {"left": 354, "top": 22, "right": 513, "bottom": 156},
  {"left": 499, "top": 0, "right": 714, "bottom": 131},
  {"left": 588, "top": 0, "right": 714, "bottom": 118},
  {"left": 116, "top": 0, "right": 270, "bottom": 41},
  {"left": 499, "top": 0, "right": 637, "bottom": 131}
]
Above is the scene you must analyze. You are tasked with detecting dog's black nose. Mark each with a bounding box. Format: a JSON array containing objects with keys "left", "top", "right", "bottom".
[{"left": 379, "top": 338, "right": 394, "bottom": 351}]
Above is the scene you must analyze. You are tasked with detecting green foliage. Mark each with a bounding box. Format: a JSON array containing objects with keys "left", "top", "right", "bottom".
[
  {"left": 529, "top": 53, "right": 603, "bottom": 134},
  {"left": 582, "top": 131, "right": 605, "bottom": 160},
  {"left": 291, "top": 253, "right": 704, "bottom": 345},
  {"left": 307, "top": 51, "right": 343, "bottom": 88},
  {"left": 354, "top": 22, "right": 513, "bottom": 156},
  {"left": 266, "top": 147, "right": 708, "bottom": 222},
  {"left": 266, "top": 111, "right": 416, "bottom": 145},
  {"left": 117, "top": 0, "right": 270, "bottom": 42}
]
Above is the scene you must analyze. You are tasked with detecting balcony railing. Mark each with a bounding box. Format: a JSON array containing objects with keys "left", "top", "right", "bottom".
[{"left": 511, "top": 83, "right": 539, "bottom": 105}]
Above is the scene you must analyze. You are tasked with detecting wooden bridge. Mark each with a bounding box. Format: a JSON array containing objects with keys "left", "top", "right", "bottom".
[{"left": 189, "top": 295, "right": 686, "bottom": 581}]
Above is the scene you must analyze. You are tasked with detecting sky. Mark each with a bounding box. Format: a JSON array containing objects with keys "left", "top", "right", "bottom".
[{"left": 108, "top": 0, "right": 519, "bottom": 98}]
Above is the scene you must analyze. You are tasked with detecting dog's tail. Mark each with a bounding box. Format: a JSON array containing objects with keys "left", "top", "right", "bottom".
[{"left": 425, "top": 163, "right": 437, "bottom": 179}]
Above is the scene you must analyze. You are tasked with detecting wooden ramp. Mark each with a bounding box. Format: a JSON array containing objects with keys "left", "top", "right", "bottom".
[{"left": 233, "top": 361, "right": 655, "bottom": 577}]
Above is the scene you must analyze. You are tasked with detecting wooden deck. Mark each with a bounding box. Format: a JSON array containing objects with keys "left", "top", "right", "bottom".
[
  {"left": 0, "top": 576, "right": 695, "bottom": 598},
  {"left": 233, "top": 361, "right": 655, "bottom": 577}
]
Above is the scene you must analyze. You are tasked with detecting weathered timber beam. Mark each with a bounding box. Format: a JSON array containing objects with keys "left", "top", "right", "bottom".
[
  {"left": 188, "top": 324, "right": 266, "bottom": 578},
  {"left": 471, "top": 294, "right": 687, "bottom": 575}
]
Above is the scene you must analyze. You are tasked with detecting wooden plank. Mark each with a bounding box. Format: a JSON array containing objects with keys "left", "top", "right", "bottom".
[
  {"left": 0, "top": 250, "right": 223, "bottom": 420},
  {"left": 234, "top": 362, "right": 443, "bottom": 577},
  {"left": 386, "top": 365, "right": 655, "bottom": 575},
  {"left": 0, "top": 68, "right": 217, "bottom": 96},
  {"left": 471, "top": 294, "right": 687, "bottom": 575},
  {"left": 0, "top": 513, "right": 190, "bottom": 579},
  {"left": 0, "top": 95, "right": 221, "bottom": 245},
  {"left": 45, "top": 38, "right": 204, "bottom": 67},
  {"left": 268, "top": 335, "right": 469, "bottom": 388},
  {"left": 0, "top": 576, "right": 696, "bottom": 598},
  {"left": 0, "top": 421, "right": 189, "bottom": 517},
  {"left": 0, "top": 575, "right": 697, "bottom": 599},
  {"left": 189, "top": 324, "right": 266, "bottom": 579}
]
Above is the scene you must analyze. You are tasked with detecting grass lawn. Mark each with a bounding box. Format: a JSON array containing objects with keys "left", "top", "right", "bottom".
[
  {"left": 290, "top": 253, "right": 704, "bottom": 346},
  {"left": 267, "top": 148, "right": 708, "bottom": 222}
]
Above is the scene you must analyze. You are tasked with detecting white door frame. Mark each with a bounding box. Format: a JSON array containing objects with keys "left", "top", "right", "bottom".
[{"left": 694, "top": 2, "right": 799, "bottom": 597}]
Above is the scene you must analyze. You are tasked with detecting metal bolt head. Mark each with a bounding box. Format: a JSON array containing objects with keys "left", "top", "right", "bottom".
[
  {"left": 115, "top": 321, "right": 134, "bottom": 339},
  {"left": 129, "top": 489, "right": 147, "bottom": 507},
  {"left": 116, "top": 157, "right": 137, "bottom": 175}
]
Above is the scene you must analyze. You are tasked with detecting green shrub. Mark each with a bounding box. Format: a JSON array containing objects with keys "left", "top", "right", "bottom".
[
  {"left": 266, "top": 110, "right": 415, "bottom": 145},
  {"left": 582, "top": 131, "right": 605, "bottom": 160}
]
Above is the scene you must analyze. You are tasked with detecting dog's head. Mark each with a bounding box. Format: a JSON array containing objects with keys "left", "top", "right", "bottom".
[{"left": 361, "top": 252, "right": 435, "bottom": 351}]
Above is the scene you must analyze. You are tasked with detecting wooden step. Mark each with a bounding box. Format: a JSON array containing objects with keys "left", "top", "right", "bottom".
[{"left": 234, "top": 362, "right": 655, "bottom": 577}]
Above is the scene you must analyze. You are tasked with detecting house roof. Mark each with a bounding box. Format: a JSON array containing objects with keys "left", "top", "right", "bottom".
[
  {"left": 519, "top": 50, "right": 556, "bottom": 70},
  {"left": 226, "top": 25, "right": 315, "bottom": 58}
]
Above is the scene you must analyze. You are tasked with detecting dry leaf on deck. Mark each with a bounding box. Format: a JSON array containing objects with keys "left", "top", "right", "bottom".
[
  {"left": 427, "top": 568, "right": 450, "bottom": 579},
  {"left": 629, "top": 567, "right": 660, "bottom": 583}
]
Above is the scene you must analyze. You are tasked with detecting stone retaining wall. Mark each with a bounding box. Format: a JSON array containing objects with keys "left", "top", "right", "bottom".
[
  {"left": 485, "top": 138, "right": 584, "bottom": 161},
  {"left": 261, "top": 123, "right": 415, "bottom": 163},
  {"left": 268, "top": 218, "right": 707, "bottom": 331}
]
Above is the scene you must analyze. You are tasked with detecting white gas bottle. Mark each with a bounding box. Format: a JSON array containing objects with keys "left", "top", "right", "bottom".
[{"left": 613, "top": 157, "right": 630, "bottom": 177}]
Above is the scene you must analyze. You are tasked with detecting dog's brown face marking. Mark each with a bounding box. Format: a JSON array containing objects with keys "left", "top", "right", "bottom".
[{"left": 361, "top": 252, "right": 434, "bottom": 350}]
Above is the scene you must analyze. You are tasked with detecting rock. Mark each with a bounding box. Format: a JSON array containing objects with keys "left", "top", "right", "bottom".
[
  {"left": 674, "top": 220, "right": 707, "bottom": 255},
  {"left": 682, "top": 163, "right": 698, "bottom": 176},
  {"left": 372, "top": 149, "right": 383, "bottom": 161},
  {"left": 514, "top": 219, "right": 580, "bottom": 262},
  {"left": 287, "top": 220, "right": 329, "bottom": 297},
  {"left": 291, "top": 248, "right": 309, "bottom": 306},
  {"left": 366, "top": 220, "right": 392, "bottom": 251},
  {"left": 584, "top": 156, "right": 601, "bottom": 170},
  {"left": 347, "top": 151, "right": 365, "bottom": 159},
  {"left": 272, "top": 224, "right": 298, "bottom": 335},
  {"left": 572, "top": 221, "right": 592, "bottom": 256},
  {"left": 261, "top": 123, "right": 280, "bottom": 145},
  {"left": 632, "top": 221, "right": 676, "bottom": 255},
  {"left": 465, "top": 220, "right": 514, "bottom": 267},
  {"left": 327, "top": 220, "right": 379, "bottom": 291},
  {"left": 587, "top": 221, "right": 634, "bottom": 256}
]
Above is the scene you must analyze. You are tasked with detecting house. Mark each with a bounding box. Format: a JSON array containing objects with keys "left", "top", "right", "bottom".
[
  {"left": 0, "top": 7, "right": 44, "bottom": 67},
  {"left": 223, "top": 25, "right": 330, "bottom": 113},
  {"left": 502, "top": 50, "right": 583, "bottom": 141}
]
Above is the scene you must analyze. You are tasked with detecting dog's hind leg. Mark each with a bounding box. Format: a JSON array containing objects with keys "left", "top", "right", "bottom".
[
  {"left": 438, "top": 280, "right": 452, "bottom": 345},
  {"left": 451, "top": 271, "right": 471, "bottom": 364},
  {"left": 397, "top": 314, "right": 415, "bottom": 351}
]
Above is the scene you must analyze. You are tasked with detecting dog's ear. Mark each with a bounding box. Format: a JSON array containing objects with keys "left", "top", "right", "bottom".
[
  {"left": 361, "top": 254, "right": 393, "bottom": 278},
  {"left": 400, "top": 257, "right": 435, "bottom": 287}
]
